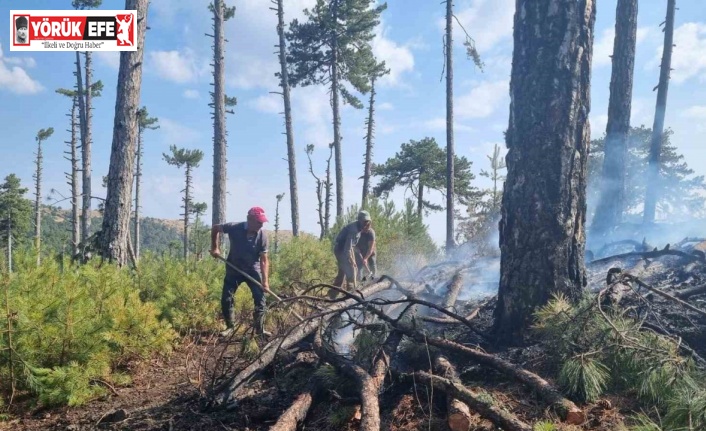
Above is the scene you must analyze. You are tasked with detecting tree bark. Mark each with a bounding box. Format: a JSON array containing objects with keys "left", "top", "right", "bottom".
[
  {"left": 6, "top": 213, "right": 11, "bottom": 273},
  {"left": 442, "top": 271, "right": 463, "bottom": 311},
  {"left": 212, "top": 0, "right": 227, "bottom": 229},
  {"left": 34, "top": 137, "right": 43, "bottom": 266},
  {"left": 183, "top": 164, "right": 192, "bottom": 261},
  {"left": 445, "top": 0, "right": 455, "bottom": 253},
  {"left": 100, "top": 0, "right": 149, "bottom": 266},
  {"left": 70, "top": 97, "right": 80, "bottom": 256},
  {"left": 275, "top": 0, "right": 299, "bottom": 237},
  {"left": 75, "top": 53, "right": 90, "bottom": 244},
  {"left": 417, "top": 178, "right": 424, "bottom": 220},
  {"left": 413, "top": 371, "right": 532, "bottom": 431},
  {"left": 331, "top": 0, "right": 343, "bottom": 220},
  {"left": 643, "top": 0, "right": 676, "bottom": 224},
  {"left": 268, "top": 391, "right": 313, "bottom": 431},
  {"left": 591, "top": 0, "right": 638, "bottom": 237},
  {"left": 494, "top": 0, "right": 595, "bottom": 343},
  {"left": 362, "top": 77, "right": 376, "bottom": 209},
  {"left": 324, "top": 145, "right": 333, "bottom": 236},
  {"left": 83, "top": 52, "right": 93, "bottom": 240},
  {"left": 134, "top": 127, "right": 142, "bottom": 260}
]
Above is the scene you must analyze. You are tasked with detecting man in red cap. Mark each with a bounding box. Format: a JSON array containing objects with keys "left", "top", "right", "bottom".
[{"left": 211, "top": 207, "right": 270, "bottom": 337}]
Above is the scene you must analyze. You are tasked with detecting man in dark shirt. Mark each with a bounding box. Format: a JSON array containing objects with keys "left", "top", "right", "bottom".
[
  {"left": 355, "top": 223, "right": 377, "bottom": 281},
  {"left": 331, "top": 210, "right": 372, "bottom": 296},
  {"left": 210, "top": 206, "right": 270, "bottom": 337}
]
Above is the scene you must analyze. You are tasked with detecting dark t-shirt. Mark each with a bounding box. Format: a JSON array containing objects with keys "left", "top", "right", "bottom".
[
  {"left": 356, "top": 229, "right": 376, "bottom": 255},
  {"left": 222, "top": 222, "right": 268, "bottom": 275},
  {"left": 334, "top": 221, "right": 362, "bottom": 255}
]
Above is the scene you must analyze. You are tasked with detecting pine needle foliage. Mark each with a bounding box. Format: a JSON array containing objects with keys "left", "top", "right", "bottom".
[{"left": 533, "top": 421, "right": 558, "bottom": 431}]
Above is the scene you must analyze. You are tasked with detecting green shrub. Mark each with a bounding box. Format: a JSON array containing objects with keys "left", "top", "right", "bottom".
[{"left": 269, "top": 235, "right": 336, "bottom": 290}]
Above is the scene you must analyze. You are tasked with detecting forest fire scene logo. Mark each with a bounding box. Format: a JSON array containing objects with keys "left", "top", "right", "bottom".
[{"left": 10, "top": 10, "right": 137, "bottom": 52}]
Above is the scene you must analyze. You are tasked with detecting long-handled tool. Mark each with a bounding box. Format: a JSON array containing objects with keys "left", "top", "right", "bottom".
[{"left": 215, "top": 254, "right": 304, "bottom": 322}]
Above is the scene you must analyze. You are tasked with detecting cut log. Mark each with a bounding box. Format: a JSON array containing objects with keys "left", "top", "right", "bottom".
[
  {"left": 434, "top": 355, "right": 473, "bottom": 431},
  {"left": 675, "top": 284, "right": 706, "bottom": 300},
  {"left": 356, "top": 301, "right": 585, "bottom": 424},
  {"left": 442, "top": 271, "right": 464, "bottom": 310},
  {"left": 313, "top": 331, "right": 380, "bottom": 431},
  {"left": 268, "top": 391, "right": 313, "bottom": 431},
  {"left": 411, "top": 371, "right": 532, "bottom": 431},
  {"left": 421, "top": 296, "right": 495, "bottom": 324},
  {"left": 209, "top": 279, "right": 395, "bottom": 409}
]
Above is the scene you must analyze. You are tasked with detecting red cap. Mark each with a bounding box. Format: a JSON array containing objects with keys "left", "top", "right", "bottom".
[{"left": 247, "top": 206, "right": 268, "bottom": 223}]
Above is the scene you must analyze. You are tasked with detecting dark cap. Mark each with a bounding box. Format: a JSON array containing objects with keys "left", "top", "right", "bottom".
[{"left": 15, "top": 16, "right": 28, "bottom": 29}]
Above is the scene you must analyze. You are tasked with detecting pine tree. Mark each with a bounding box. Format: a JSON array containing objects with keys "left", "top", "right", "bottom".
[
  {"left": 33, "top": 128, "right": 54, "bottom": 266},
  {"left": 0, "top": 175, "right": 32, "bottom": 273},
  {"left": 163, "top": 146, "right": 204, "bottom": 261},
  {"left": 134, "top": 107, "right": 159, "bottom": 260},
  {"left": 190, "top": 202, "right": 208, "bottom": 259},
  {"left": 286, "top": 0, "right": 388, "bottom": 219},
  {"left": 361, "top": 61, "right": 389, "bottom": 209}
]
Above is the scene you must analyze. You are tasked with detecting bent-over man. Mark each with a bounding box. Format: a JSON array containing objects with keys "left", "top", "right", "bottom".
[
  {"left": 331, "top": 210, "right": 372, "bottom": 296},
  {"left": 210, "top": 207, "right": 270, "bottom": 337}
]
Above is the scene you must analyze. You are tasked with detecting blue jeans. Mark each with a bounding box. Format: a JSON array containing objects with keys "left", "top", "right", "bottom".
[{"left": 221, "top": 270, "right": 266, "bottom": 334}]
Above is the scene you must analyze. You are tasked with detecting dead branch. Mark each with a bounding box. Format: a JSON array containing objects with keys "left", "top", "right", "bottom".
[
  {"left": 619, "top": 273, "right": 706, "bottom": 318},
  {"left": 410, "top": 371, "right": 532, "bottom": 431},
  {"left": 434, "top": 356, "right": 473, "bottom": 431},
  {"left": 421, "top": 295, "right": 495, "bottom": 324},
  {"left": 675, "top": 284, "right": 706, "bottom": 300},
  {"left": 590, "top": 247, "right": 705, "bottom": 265},
  {"left": 268, "top": 391, "right": 314, "bottom": 431}
]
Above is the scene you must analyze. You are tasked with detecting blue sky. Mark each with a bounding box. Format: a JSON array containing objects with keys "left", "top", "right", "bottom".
[{"left": 1, "top": 0, "right": 705, "bottom": 246}]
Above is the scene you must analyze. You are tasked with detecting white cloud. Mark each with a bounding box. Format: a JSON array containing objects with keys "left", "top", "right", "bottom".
[
  {"left": 594, "top": 27, "right": 651, "bottom": 68},
  {"left": 372, "top": 21, "right": 415, "bottom": 87},
  {"left": 630, "top": 97, "right": 653, "bottom": 128},
  {"left": 0, "top": 43, "right": 43, "bottom": 94},
  {"left": 183, "top": 89, "right": 200, "bottom": 99},
  {"left": 378, "top": 102, "right": 394, "bottom": 111},
  {"left": 649, "top": 22, "right": 706, "bottom": 84},
  {"left": 423, "top": 117, "right": 474, "bottom": 132},
  {"left": 149, "top": 48, "right": 208, "bottom": 84},
  {"left": 95, "top": 51, "right": 120, "bottom": 70},
  {"left": 683, "top": 105, "right": 706, "bottom": 120},
  {"left": 292, "top": 86, "right": 333, "bottom": 147},
  {"left": 250, "top": 93, "right": 282, "bottom": 114},
  {"left": 158, "top": 117, "right": 202, "bottom": 146},
  {"left": 2, "top": 56, "right": 36, "bottom": 68},
  {"left": 449, "top": 0, "right": 515, "bottom": 53},
  {"left": 456, "top": 79, "right": 508, "bottom": 119}
]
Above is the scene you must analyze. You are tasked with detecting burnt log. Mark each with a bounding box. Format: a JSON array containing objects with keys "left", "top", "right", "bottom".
[
  {"left": 268, "top": 391, "right": 313, "bottom": 431},
  {"left": 434, "top": 356, "right": 473, "bottom": 431}
]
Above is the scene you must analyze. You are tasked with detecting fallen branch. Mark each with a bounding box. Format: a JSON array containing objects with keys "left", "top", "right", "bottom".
[
  {"left": 442, "top": 271, "right": 464, "bottom": 310},
  {"left": 421, "top": 296, "right": 495, "bottom": 325},
  {"left": 268, "top": 391, "right": 314, "bottom": 431},
  {"left": 675, "top": 284, "right": 706, "bottom": 300},
  {"left": 434, "top": 356, "right": 473, "bottom": 431},
  {"left": 620, "top": 273, "right": 706, "bottom": 319},
  {"left": 410, "top": 371, "right": 532, "bottom": 431},
  {"left": 589, "top": 248, "right": 704, "bottom": 266}
]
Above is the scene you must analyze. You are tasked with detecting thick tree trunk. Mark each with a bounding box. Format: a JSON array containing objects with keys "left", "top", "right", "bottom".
[
  {"left": 362, "top": 77, "right": 376, "bottom": 208},
  {"left": 494, "top": 0, "right": 595, "bottom": 343},
  {"left": 100, "top": 0, "right": 149, "bottom": 266},
  {"left": 83, "top": 52, "right": 93, "bottom": 239},
  {"left": 134, "top": 129, "right": 142, "bottom": 260},
  {"left": 417, "top": 179, "right": 424, "bottom": 220},
  {"left": 183, "top": 164, "right": 192, "bottom": 261},
  {"left": 70, "top": 98, "right": 80, "bottom": 256},
  {"left": 268, "top": 391, "right": 313, "bottom": 431},
  {"left": 592, "top": 0, "right": 638, "bottom": 237},
  {"left": 75, "top": 53, "right": 90, "bottom": 243},
  {"left": 644, "top": 0, "right": 676, "bottom": 224},
  {"left": 276, "top": 0, "right": 299, "bottom": 237},
  {"left": 445, "top": 0, "right": 455, "bottom": 253},
  {"left": 34, "top": 138, "right": 42, "bottom": 266},
  {"left": 212, "top": 0, "right": 227, "bottom": 229},
  {"left": 331, "top": 1, "right": 343, "bottom": 220}
]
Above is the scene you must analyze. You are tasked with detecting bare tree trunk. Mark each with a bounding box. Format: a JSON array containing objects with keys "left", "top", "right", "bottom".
[
  {"left": 212, "top": 0, "right": 227, "bottom": 229},
  {"left": 324, "top": 145, "right": 333, "bottom": 236},
  {"left": 69, "top": 97, "right": 80, "bottom": 256},
  {"left": 100, "top": 0, "right": 149, "bottom": 266},
  {"left": 494, "top": 0, "right": 595, "bottom": 344},
  {"left": 331, "top": 0, "right": 343, "bottom": 220},
  {"left": 275, "top": 0, "right": 299, "bottom": 237},
  {"left": 184, "top": 164, "right": 192, "bottom": 261},
  {"left": 83, "top": 52, "right": 93, "bottom": 239},
  {"left": 445, "top": 0, "right": 455, "bottom": 253},
  {"left": 34, "top": 138, "right": 43, "bottom": 266},
  {"left": 75, "top": 53, "right": 90, "bottom": 243},
  {"left": 362, "top": 77, "right": 376, "bottom": 209},
  {"left": 134, "top": 128, "right": 142, "bottom": 260},
  {"left": 592, "top": 0, "right": 638, "bottom": 237},
  {"left": 417, "top": 179, "right": 424, "bottom": 220},
  {"left": 6, "top": 214, "right": 12, "bottom": 273},
  {"left": 644, "top": 0, "right": 676, "bottom": 224}
]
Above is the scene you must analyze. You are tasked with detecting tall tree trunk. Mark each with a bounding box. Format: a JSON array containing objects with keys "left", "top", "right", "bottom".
[
  {"left": 417, "top": 180, "right": 424, "bottom": 220},
  {"left": 445, "top": 0, "right": 455, "bottom": 253},
  {"left": 644, "top": 0, "right": 676, "bottom": 224},
  {"left": 362, "top": 77, "right": 376, "bottom": 209},
  {"left": 100, "top": 0, "right": 149, "bottom": 266},
  {"left": 324, "top": 144, "right": 333, "bottom": 236},
  {"left": 275, "top": 0, "right": 299, "bottom": 237},
  {"left": 212, "top": 0, "right": 227, "bottom": 229},
  {"left": 494, "top": 0, "right": 595, "bottom": 344},
  {"left": 6, "top": 214, "right": 11, "bottom": 273},
  {"left": 134, "top": 127, "right": 142, "bottom": 260},
  {"left": 184, "top": 164, "right": 191, "bottom": 261},
  {"left": 70, "top": 97, "right": 80, "bottom": 256},
  {"left": 331, "top": 0, "right": 343, "bottom": 220},
  {"left": 34, "top": 138, "right": 43, "bottom": 266},
  {"left": 592, "top": 0, "right": 638, "bottom": 237},
  {"left": 83, "top": 52, "right": 93, "bottom": 240},
  {"left": 75, "top": 53, "right": 90, "bottom": 243}
]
